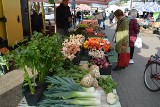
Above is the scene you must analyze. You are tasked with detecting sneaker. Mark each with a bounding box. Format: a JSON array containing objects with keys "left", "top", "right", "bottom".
[{"left": 129, "top": 59, "right": 134, "bottom": 64}]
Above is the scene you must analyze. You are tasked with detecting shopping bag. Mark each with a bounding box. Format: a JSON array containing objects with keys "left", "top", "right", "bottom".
[
  {"left": 100, "top": 21, "right": 103, "bottom": 28},
  {"left": 129, "top": 36, "right": 137, "bottom": 45},
  {"left": 118, "top": 53, "right": 130, "bottom": 67},
  {"left": 134, "top": 34, "right": 142, "bottom": 48}
]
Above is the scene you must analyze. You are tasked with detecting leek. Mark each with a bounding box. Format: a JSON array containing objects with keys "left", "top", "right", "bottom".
[
  {"left": 39, "top": 77, "right": 102, "bottom": 107},
  {"left": 45, "top": 76, "right": 83, "bottom": 92},
  {"left": 51, "top": 105, "right": 82, "bottom": 107},
  {"left": 82, "top": 87, "right": 95, "bottom": 92},
  {"left": 39, "top": 99, "right": 101, "bottom": 106},
  {"left": 45, "top": 91, "right": 100, "bottom": 99}
]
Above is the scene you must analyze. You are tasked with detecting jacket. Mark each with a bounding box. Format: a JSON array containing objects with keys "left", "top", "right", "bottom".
[
  {"left": 115, "top": 16, "right": 129, "bottom": 54},
  {"left": 109, "top": 12, "right": 114, "bottom": 19},
  {"left": 129, "top": 18, "right": 140, "bottom": 47},
  {"left": 56, "top": 3, "right": 71, "bottom": 29}
]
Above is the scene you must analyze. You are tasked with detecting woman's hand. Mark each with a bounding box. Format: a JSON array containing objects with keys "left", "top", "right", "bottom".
[{"left": 122, "top": 42, "right": 126, "bottom": 53}]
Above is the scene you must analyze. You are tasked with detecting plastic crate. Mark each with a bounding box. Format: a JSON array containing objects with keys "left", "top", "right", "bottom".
[{"left": 100, "top": 64, "right": 112, "bottom": 75}]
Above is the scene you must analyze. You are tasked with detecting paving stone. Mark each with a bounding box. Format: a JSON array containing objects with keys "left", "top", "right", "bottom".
[{"left": 119, "top": 99, "right": 128, "bottom": 107}]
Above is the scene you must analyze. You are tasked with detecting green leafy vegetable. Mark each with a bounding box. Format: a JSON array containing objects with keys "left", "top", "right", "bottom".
[
  {"left": 39, "top": 76, "right": 101, "bottom": 107},
  {"left": 98, "top": 76, "right": 117, "bottom": 94},
  {"left": 5, "top": 32, "right": 64, "bottom": 94}
]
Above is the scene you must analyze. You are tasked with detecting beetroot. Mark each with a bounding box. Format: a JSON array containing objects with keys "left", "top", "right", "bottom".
[{"left": 91, "top": 57, "right": 109, "bottom": 68}]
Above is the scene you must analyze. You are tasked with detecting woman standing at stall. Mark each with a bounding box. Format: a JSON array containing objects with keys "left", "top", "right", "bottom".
[
  {"left": 128, "top": 9, "right": 140, "bottom": 64},
  {"left": 112, "top": 9, "right": 130, "bottom": 71}
]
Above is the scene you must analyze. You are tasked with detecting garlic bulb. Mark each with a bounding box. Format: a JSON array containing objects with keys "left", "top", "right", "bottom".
[{"left": 106, "top": 92, "right": 118, "bottom": 105}]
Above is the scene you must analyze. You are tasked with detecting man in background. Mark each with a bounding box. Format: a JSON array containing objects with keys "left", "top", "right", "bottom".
[
  {"left": 76, "top": 11, "right": 81, "bottom": 25},
  {"left": 109, "top": 11, "right": 114, "bottom": 24},
  {"left": 105, "top": 11, "right": 110, "bottom": 20},
  {"left": 56, "top": 0, "right": 72, "bottom": 38}
]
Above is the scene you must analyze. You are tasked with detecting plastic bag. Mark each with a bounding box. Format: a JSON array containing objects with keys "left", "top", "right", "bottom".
[{"left": 134, "top": 34, "right": 142, "bottom": 48}]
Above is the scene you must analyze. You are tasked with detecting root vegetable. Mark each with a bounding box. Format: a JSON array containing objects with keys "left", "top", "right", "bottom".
[
  {"left": 89, "top": 68, "right": 100, "bottom": 79},
  {"left": 80, "top": 64, "right": 89, "bottom": 71},
  {"left": 106, "top": 92, "right": 118, "bottom": 105},
  {"left": 80, "top": 74, "right": 94, "bottom": 88},
  {"left": 92, "top": 78, "right": 99, "bottom": 88}
]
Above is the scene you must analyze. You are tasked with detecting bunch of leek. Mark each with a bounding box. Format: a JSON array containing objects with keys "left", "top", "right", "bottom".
[{"left": 38, "top": 76, "right": 101, "bottom": 107}]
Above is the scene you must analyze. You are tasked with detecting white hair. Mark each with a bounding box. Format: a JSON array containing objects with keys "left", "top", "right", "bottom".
[{"left": 129, "top": 9, "right": 138, "bottom": 18}]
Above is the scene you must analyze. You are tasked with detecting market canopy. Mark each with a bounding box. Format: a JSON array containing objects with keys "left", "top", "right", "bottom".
[
  {"left": 30, "top": 0, "right": 111, "bottom": 4},
  {"left": 133, "top": 2, "right": 160, "bottom": 12},
  {"left": 76, "top": 4, "right": 91, "bottom": 11},
  {"left": 105, "top": 5, "right": 120, "bottom": 12}
]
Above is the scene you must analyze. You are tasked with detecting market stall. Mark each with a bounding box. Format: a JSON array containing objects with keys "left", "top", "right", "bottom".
[
  {"left": 4, "top": 18, "right": 119, "bottom": 106},
  {"left": 0, "top": 0, "right": 121, "bottom": 106}
]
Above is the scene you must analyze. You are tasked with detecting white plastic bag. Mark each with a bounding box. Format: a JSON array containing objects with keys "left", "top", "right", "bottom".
[
  {"left": 100, "top": 21, "right": 103, "bottom": 28},
  {"left": 134, "top": 34, "right": 142, "bottom": 48}
]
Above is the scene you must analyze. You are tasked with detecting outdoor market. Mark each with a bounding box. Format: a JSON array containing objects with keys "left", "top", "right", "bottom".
[{"left": 0, "top": 0, "right": 160, "bottom": 107}]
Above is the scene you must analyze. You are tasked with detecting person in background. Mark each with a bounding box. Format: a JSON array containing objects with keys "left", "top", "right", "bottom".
[
  {"left": 128, "top": 9, "right": 140, "bottom": 64},
  {"left": 31, "top": 9, "right": 42, "bottom": 32},
  {"left": 56, "top": 0, "right": 72, "bottom": 38},
  {"left": 128, "top": 9, "right": 139, "bottom": 64},
  {"left": 76, "top": 11, "right": 81, "bottom": 25},
  {"left": 95, "top": 10, "right": 103, "bottom": 29},
  {"left": 139, "top": 11, "right": 143, "bottom": 19},
  {"left": 112, "top": 9, "right": 130, "bottom": 71},
  {"left": 147, "top": 12, "right": 151, "bottom": 20},
  {"left": 109, "top": 11, "right": 114, "bottom": 24},
  {"left": 102, "top": 11, "right": 106, "bottom": 30},
  {"left": 72, "top": 13, "right": 76, "bottom": 27},
  {"left": 105, "top": 11, "right": 110, "bottom": 20}
]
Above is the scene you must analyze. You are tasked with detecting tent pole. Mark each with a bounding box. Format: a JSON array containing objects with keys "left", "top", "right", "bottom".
[
  {"left": 54, "top": 2, "right": 56, "bottom": 33},
  {"left": 41, "top": 2, "right": 46, "bottom": 34},
  {"left": 28, "top": 0, "right": 32, "bottom": 36},
  {"left": 130, "top": 0, "right": 133, "bottom": 9},
  {"left": 74, "top": 6, "right": 76, "bottom": 29}
]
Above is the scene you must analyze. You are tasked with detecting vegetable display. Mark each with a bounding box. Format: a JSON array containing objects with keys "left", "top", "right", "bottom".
[
  {"left": 5, "top": 32, "right": 63, "bottom": 94},
  {"left": 80, "top": 74, "right": 95, "bottom": 88},
  {"left": 81, "top": 20, "right": 99, "bottom": 29},
  {"left": 55, "top": 60, "right": 88, "bottom": 84},
  {"left": 88, "top": 49, "right": 105, "bottom": 58},
  {"left": 0, "top": 55, "right": 9, "bottom": 75},
  {"left": 8, "top": 19, "right": 118, "bottom": 106},
  {"left": 89, "top": 65, "right": 100, "bottom": 78},
  {"left": 39, "top": 76, "right": 101, "bottom": 107},
  {"left": 96, "top": 32, "right": 106, "bottom": 37},
  {"left": 84, "top": 28, "right": 95, "bottom": 36},
  {"left": 107, "top": 92, "right": 118, "bottom": 105},
  {"left": 90, "top": 57, "right": 109, "bottom": 69},
  {"left": 83, "top": 38, "right": 111, "bottom": 52},
  {"left": 79, "top": 63, "right": 89, "bottom": 71},
  {"left": 62, "top": 34, "right": 85, "bottom": 60},
  {"left": 98, "top": 76, "right": 117, "bottom": 94},
  {"left": 80, "top": 64, "right": 101, "bottom": 88}
]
